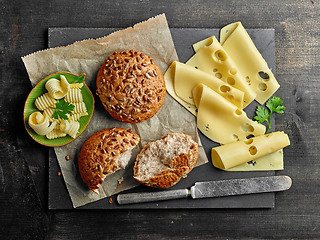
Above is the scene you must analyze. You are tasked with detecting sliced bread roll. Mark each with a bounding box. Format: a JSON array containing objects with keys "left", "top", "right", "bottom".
[
  {"left": 78, "top": 128, "right": 140, "bottom": 193},
  {"left": 133, "top": 132, "right": 199, "bottom": 188}
]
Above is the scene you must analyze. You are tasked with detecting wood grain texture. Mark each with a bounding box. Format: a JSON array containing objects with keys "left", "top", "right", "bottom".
[{"left": 1, "top": 0, "right": 319, "bottom": 239}]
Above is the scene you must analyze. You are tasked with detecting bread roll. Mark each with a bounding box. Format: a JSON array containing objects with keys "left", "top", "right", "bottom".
[
  {"left": 134, "top": 132, "right": 199, "bottom": 188},
  {"left": 78, "top": 128, "right": 140, "bottom": 193},
  {"left": 96, "top": 50, "right": 166, "bottom": 123}
]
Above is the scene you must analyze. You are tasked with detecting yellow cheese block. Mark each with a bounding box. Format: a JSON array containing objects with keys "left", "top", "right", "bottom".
[
  {"left": 192, "top": 83, "right": 265, "bottom": 144},
  {"left": 211, "top": 131, "right": 290, "bottom": 170},
  {"left": 186, "top": 36, "right": 256, "bottom": 108},
  {"left": 220, "top": 22, "right": 280, "bottom": 104}
]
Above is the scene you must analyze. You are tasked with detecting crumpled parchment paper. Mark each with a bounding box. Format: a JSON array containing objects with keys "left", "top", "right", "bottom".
[{"left": 22, "top": 14, "right": 208, "bottom": 208}]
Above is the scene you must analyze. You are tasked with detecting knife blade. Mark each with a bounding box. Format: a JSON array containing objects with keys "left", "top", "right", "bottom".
[{"left": 117, "top": 175, "right": 292, "bottom": 205}]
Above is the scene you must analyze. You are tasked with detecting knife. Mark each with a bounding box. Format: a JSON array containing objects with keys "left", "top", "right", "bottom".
[{"left": 117, "top": 175, "right": 292, "bottom": 205}]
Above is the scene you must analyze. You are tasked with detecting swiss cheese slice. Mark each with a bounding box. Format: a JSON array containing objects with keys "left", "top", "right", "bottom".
[
  {"left": 186, "top": 36, "right": 256, "bottom": 108},
  {"left": 211, "top": 131, "right": 290, "bottom": 170},
  {"left": 164, "top": 61, "right": 198, "bottom": 116},
  {"left": 220, "top": 22, "right": 280, "bottom": 104},
  {"left": 193, "top": 36, "right": 215, "bottom": 53},
  {"left": 173, "top": 61, "right": 244, "bottom": 109},
  {"left": 192, "top": 83, "right": 265, "bottom": 144},
  {"left": 227, "top": 149, "right": 284, "bottom": 171},
  {"left": 164, "top": 61, "right": 245, "bottom": 115}
]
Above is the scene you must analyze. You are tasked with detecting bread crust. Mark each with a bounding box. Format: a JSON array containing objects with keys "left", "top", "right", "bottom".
[
  {"left": 133, "top": 132, "right": 199, "bottom": 188},
  {"left": 96, "top": 50, "right": 166, "bottom": 123},
  {"left": 78, "top": 128, "right": 140, "bottom": 192}
]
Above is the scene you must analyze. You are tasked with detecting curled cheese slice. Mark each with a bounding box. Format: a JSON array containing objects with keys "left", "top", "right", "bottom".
[
  {"left": 220, "top": 22, "right": 280, "bottom": 104},
  {"left": 186, "top": 36, "right": 256, "bottom": 108},
  {"left": 169, "top": 61, "right": 244, "bottom": 109},
  {"left": 28, "top": 111, "right": 57, "bottom": 135},
  {"left": 45, "top": 75, "right": 70, "bottom": 99},
  {"left": 164, "top": 62, "right": 197, "bottom": 116},
  {"left": 227, "top": 149, "right": 284, "bottom": 171},
  {"left": 192, "top": 83, "right": 265, "bottom": 144},
  {"left": 211, "top": 131, "right": 290, "bottom": 170},
  {"left": 60, "top": 120, "right": 80, "bottom": 138}
]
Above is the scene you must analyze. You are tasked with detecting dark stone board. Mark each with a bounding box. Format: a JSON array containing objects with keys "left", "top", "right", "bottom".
[{"left": 48, "top": 27, "right": 276, "bottom": 209}]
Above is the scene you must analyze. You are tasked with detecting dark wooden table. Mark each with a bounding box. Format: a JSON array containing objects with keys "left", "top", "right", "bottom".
[{"left": 1, "top": 1, "right": 319, "bottom": 239}]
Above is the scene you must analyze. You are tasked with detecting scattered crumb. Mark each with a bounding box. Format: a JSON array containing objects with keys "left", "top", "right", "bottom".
[
  {"left": 108, "top": 198, "right": 113, "bottom": 204},
  {"left": 118, "top": 177, "right": 124, "bottom": 185},
  {"left": 58, "top": 172, "right": 61, "bottom": 176},
  {"left": 65, "top": 155, "right": 70, "bottom": 160}
]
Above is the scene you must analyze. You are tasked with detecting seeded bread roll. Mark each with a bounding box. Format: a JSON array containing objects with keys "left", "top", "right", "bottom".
[
  {"left": 133, "top": 132, "right": 199, "bottom": 188},
  {"left": 78, "top": 128, "right": 140, "bottom": 193},
  {"left": 96, "top": 50, "right": 166, "bottom": 123}
]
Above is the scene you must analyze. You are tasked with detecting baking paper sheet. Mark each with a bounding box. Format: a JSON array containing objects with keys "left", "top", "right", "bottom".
[{"left": 22, "top": 14, "right": 208, "bottom": 208}]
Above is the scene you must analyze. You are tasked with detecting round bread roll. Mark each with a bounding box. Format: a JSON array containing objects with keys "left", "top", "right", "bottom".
[
  {"left": 96, "top": 50, "right": 166, "bottom": 123},
  {"left": 78, "top": 128, "right": 140, "bottom": 193},
  {"left": 133, "top": 132, "right": 199, "bottom": 188}
]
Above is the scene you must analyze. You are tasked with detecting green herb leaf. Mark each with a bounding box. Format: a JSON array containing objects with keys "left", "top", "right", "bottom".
[
  {"left": 52, "top": 100, "right": 74, "bottom": 120},
  {"left": 254, "top": 106, "right": 269, "bottom": 123},
  {"left": 266, "top": 96, "right": 285, "bottom": 113},
  {"left": 254, "top": 96, "right": 285, "bottom": 134}
]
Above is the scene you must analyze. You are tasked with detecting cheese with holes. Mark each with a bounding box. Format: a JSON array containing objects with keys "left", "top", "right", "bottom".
[
  {"left": 227, "top": 149, "right": 284, "bottom": 171},
  {"left": 192, "top": 83, "right": 265, "bottom": 144},
  {"left": 193, "top": 36, "right": 215, "bottom": 53},
  {"left": 211, "top": 131, "right": 290, "bottom": 170},
  {"left": 220, "top": 22, "right": 280, "bottom": 104},
  {"left": 164, "top": 61, "right": 244, "bottom": 112},
  {"left": 186, "top": 36, "right": 256, "bottom": 108}
]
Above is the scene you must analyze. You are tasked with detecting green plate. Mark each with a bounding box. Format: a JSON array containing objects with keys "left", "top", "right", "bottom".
[{"left": 23, "top": 72, "right": 94, "bottom": 147}]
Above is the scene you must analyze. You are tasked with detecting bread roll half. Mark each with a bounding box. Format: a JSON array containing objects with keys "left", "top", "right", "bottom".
[
  {"left": 78, "top": 128, "right": 140, "bottom": 193},
  {"left": 134, "top": 132, "right": 199, "bottom": 188}
]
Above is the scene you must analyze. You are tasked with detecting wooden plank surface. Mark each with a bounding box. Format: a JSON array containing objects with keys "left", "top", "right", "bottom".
[{"left": 1, "top": 0, "right": 319, "bottom": 239}]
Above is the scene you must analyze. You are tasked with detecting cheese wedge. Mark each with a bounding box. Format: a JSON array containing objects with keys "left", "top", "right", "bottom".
[
  {"left": 211, "top": 131, "right": 290, "bottom": 170},
  {"left": 186, "top": 36, "right": 256, "bottom": 108},
  {"left": 192, "top": 83, "right": 265, "bottom": 144}
]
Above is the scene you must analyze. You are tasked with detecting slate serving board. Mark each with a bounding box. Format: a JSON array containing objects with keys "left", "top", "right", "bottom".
[{"left": 48, "top": 27, "right": 276, "bottom": 209}]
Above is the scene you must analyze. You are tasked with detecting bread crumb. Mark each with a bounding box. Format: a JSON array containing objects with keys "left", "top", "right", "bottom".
[{"left": 118, "top": 177, "right": 124, "bottom": 185}]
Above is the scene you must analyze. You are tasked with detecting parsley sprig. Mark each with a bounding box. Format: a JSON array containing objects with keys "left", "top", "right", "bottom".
[
  {"left": 52, "top": 100, "right": 75, "bottom": 120},
  {"left": 254, "top": 96, "right": 286, "bottom": 134}
]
